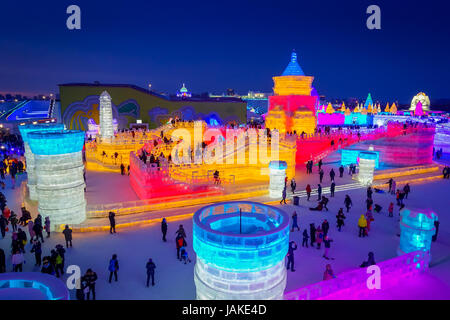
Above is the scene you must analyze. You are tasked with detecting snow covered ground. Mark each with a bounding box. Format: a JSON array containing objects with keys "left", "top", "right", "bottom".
[{"left": 1, "top": 163, "right": 449, "bottom": 300}]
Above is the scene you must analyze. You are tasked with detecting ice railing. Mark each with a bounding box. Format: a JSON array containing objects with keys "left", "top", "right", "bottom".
[
  {"left": 284, "top": 250, "right": 430, "bottom": 300},
  {"left": 0, "top": 272, "right": 70, "bottom": 300}
]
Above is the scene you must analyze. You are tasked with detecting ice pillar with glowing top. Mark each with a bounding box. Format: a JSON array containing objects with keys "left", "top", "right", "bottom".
[
  {"left": 27, "top": 130, "right": 86, "bottom": 228},
  {"left": 193, "top": 201, "right": 289, "bottom": 300},
  {"left": 398, "top": 208, "right": 437, "bottom": 257},
  {"left": 18, "top": 123, "right": 65, "bottom": 200},
  {"left": 357, "top": 152, "right": 377, "bottom": 185},
  {"left": 99, "top": 91, "right": 114, "bottom": 141},
  {"left": 269, "top": 161, "right": 287, "bottom": 199}
]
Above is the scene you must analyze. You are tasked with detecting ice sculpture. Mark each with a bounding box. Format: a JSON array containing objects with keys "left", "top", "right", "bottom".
[
  {"left": 27, "top": 130, "right": 86, "bottom": 228},
  {"left": 398, "top": 208, "right": 437, "bottom": 256},
  {"left": 357, "top": 151, "right": 377, "bottom": 185},
  {"left": 269, "top": 161, "right": 287, "bottom": 199},
  {"left": 18, "top": 123, "right": 65, "bottom": 200},
  {"left": 193, "top": 201, "right": 289, "bottom": 300},
  {"left": 99, "top": 91, "right": 114, "bottom": 140}
]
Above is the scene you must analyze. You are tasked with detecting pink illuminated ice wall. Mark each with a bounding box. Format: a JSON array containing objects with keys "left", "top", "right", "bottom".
[
  {"left": 317, "top": 112, "right": 345, "bottom": 126},
  {"left": 284, "top": 251, "right": 430, "bottom": 300}
]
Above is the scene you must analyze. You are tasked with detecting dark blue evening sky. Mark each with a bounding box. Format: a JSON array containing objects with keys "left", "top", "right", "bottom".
[{"left": 1, "top": 0, "right": 449, "bottom": 103}]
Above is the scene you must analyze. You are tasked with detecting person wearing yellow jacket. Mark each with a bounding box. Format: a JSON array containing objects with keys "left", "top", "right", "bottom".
[{"left": 358, "top": 214, "right": 368, "bottom": 238}]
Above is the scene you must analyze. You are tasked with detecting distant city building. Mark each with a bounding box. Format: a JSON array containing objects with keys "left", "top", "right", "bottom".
[{"left": 176, "top": 83, "right": 192, "bottom": 98}]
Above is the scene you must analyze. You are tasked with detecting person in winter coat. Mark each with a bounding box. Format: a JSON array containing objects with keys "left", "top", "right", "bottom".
[
  {"left": 30, "top": 239, "right": 42, "bottom": 266},
  {"left": 323, "top": 236, "right": 333, "bottom": 259},
  {"left": 8, "top": 211, "right": 18, "bottom": 232},
  {"left": 365, "top": 210, "right": 374, "bottom": 232},
  {"left": 309, "top": 223, "right": 316, "bottom": 247},
  {"left": 388, "top": 178, "right": 393, "bottom": 193},
  {"left": 344, "top": 195, "right": 352, "bottom": 212},
  {"left": 0, "top": 214, "right": 8, "bottom": 238},
  {"left": 280, "top": 186, "right": 287, "bottom": 205},
  {"left": 28, "top": 220, "right": 35, "bottom": 243},
  {"left": 108, "top": 254, "right": 119, "bottom": 283},
  {"left": 336, "top": 208, "right": 346, "bottom": 231},
  {"left": 84, "top": 269, "right": 98, "bottom": 300},
  {"left": 76, "top": 276, "right": 88, "bottom": 300},
  {"left": 286, "top": 241, "right": 297, "bottom": 272},
  {"left": 44, "top": 217, "right": 51, "bottom": 238},
  {"left": 398, "top": 190, "right": 405, "bottom": 206},
  {"left": 41, "top": 257, "right": 55, "bottom": 276},
  {"left": 161, "top": 218, "right": 168, "bottom": 242},
  {"left": 315, "top": 226, "right": 324, "bottom": 249},
  {"left": 109, "top": 211, "right": 116, "bottom": 234},
  {"left": 175, "top": 225, "right": 186, "bottom": 239},
  {"left": 176, "top": 234, "right": 186, "bottom": 260},
  {"left": 33, "top": 222, "right": 44, "bottom": 243},
  {"left": 0, "top": 248, "right": 5, "bottom": 273},
  {"left": 309, "top": 201, "right": 323, "bottom": 211},
  {"left": 358, "top": 215, "right": 368, "bottom": 237},
  {"left": 339, "top": 165, "right": 344, "bottom": 178},
  {"left": 146, "top": 258, "right": 156, "bottom": 287},
  {"left": 322, "top": 220, "right": 330, "bottom": 236},
  {"left": 321, "top": 196, "right": 329, "bottom": 211},
  {"left": 323, "top": 264, "right": 335, "bottom": 280},
  {"left": 391, "top": 180, "right": 396, "bottom": 195},
  {"left": 291, "top": 212, "right": 300, "bottom": 232},
  {"left": 319, "top": 169, "right": 324, "bottom": 183},
  {"left": 388, "top": 202, "right": 394, "bottom": 217},
  {"left": 12, "top": 250, "right": 24, "bottom": 272},
  {"left": 62, "top": 225, "right": 73, "bottom": 248},
  {"left": 367, "top": 187, "right": 373, "bottom": 200},
  {"left": 3, "top": 206, "right": 11, "bottom": 220},
  {"left": 432, "top": 220, "right": 439, "bottom": 242},
  {"left": 51, "top": 249, "right": 64, "bottom": 278},
  {"left": 317, "top": 184, "right": 322, "bottom": 201},
  {"left": 17, "top": 228, "right": 27, "bottom": 253},
  {"left": 329, "top": 169, "right": 335, "bottom": 182},
  {"left": 55, "top": 244, "right": 66, "bottom": 270},
  {"left": 290, "top": 178, "right": 296, "bottom": 194},
  {"left": 360, "top": 252, "right": 376, "bottom": 267},
  {"left": 330, "top": 182, "right": 336, "bottom": 197},
  {"left": 302, "top": 229, "right": 309, "bottom": 248},
  {"left": 306, "top": 184, "right": 312, "bottom": 201}
]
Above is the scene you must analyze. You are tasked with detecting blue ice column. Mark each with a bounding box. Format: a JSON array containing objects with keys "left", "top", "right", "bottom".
[
  {"left": 193, "top": 201, "right": 290, "bottom": 300},
  {"left": 269, "top": 161, "right": 287, "bottom": 199},
  {"left": 398, "top": 208, "right": 438, "bottom": 257},
  {"left": 18, "top": 123, "right": 65, "bottom": 200},
  {"left": 27, "top": 130, "right": 86, "bottom": 228}
]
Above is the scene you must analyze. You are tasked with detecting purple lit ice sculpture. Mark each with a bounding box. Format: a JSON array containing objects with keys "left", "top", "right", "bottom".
[
  {"left": 193, "top": 201, "right": 289, "bottom": 300},
  {"left": 398, "top": 208, "right": 437, "bottom": 257}
]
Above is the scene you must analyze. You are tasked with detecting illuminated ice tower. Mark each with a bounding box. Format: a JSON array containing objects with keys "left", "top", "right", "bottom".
[
  {"left": 265, "top": 51, "right": 318, "bottom": 135},
  {"left": 18, "top": 123, "right": 65, "bottom": 200},
  {"left": 193, "top": 201, "right": 289, "bottom": 300},
  {"left": 269, "top": 161, "right": 287, "bottom": 199},
  {"left": 398, "top": 208, "right": 437, "bottom": 256},
  {"left": 27, "top": 130, "right": 86, "bottom": 228},
  {"left": 99, "top": 91, "right": 114, "bottom": 141},
  {"left": 357, "top": 152, "right": 377, "bottom": 185}
]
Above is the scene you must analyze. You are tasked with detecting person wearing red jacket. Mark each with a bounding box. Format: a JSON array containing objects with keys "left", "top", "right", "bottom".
[{"left": 306, "top": 184, "right": 312, "bottom": 201}]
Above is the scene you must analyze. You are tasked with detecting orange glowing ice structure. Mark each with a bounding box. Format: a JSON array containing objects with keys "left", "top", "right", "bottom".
[{"left": 266, "top": 51, "right": 318, "bottom": 135}]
